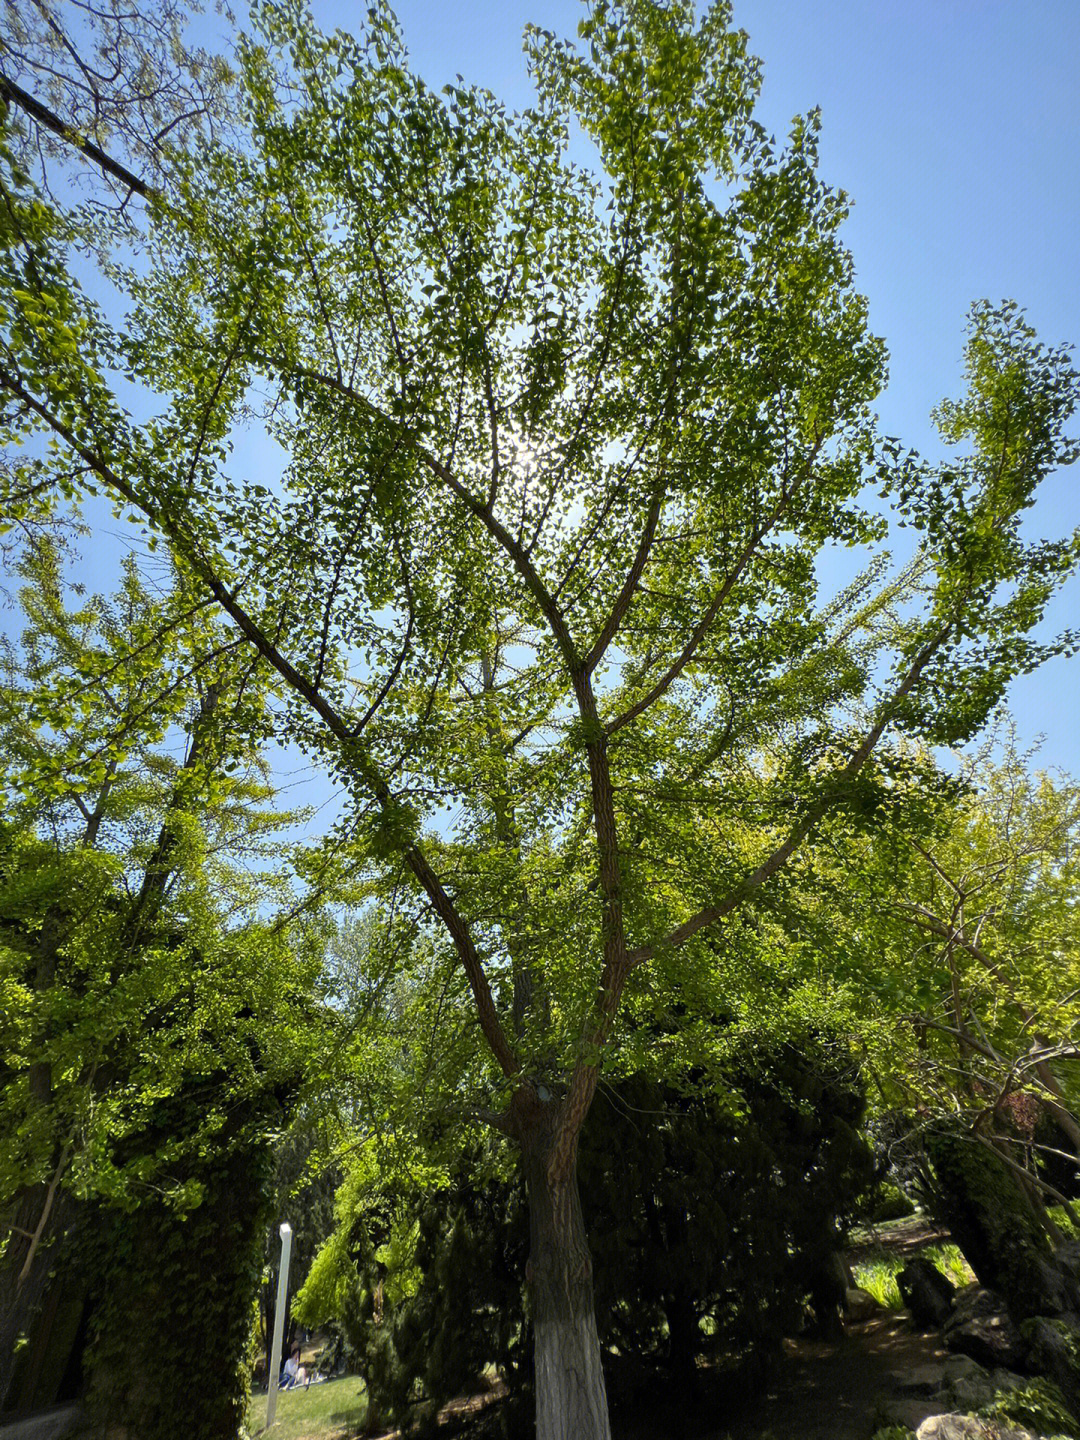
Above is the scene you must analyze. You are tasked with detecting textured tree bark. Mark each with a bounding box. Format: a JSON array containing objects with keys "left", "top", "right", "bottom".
[
  {"left": 928, "top": 1125, "right": 1080, "bottom": 1321},
  {"left": 519, "top": 1097, "right": 611, "bottom": 1440},
  {"left": 0, "top": 1185, "right": 75, "bottom": 1408},
  {"left": 665, "top": 1280, "right": 701, "bottom": 1404}
]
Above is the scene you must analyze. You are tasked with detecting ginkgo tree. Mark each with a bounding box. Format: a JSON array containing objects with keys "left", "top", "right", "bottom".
[
  {"left": 2, "top": 0, "right": 1079, "bottom": 1433},
  {"left": 866, "top": 738, "right": 1080, "bottom": 1237},
  {"left": 0, "top": 542, "right": 322, "bottom": 1414},
  {"left": 889, "top": 742, "right": 1080, "bottom": 1126}
]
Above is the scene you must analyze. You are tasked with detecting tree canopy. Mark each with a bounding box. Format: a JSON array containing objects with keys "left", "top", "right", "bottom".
[
  {"left": 0, "top": 539, "right": 328, "bottom": 1412},
  {"left": 1, "top": 0, "right": 1078, "bottom": 1434}
]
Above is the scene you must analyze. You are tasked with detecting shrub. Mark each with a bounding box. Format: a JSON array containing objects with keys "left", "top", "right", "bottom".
[
  {"left": 851, "top": 1253, "right": 904, "bottom": 1309},
  {"left": 870, "top": 1184, "right": 916, "bottom": 1223},
  {"left": 583, "top": 1037, "right": 877, "bottom": 1366},
  {"left": 978, "top": 1377, "right": 1079, "bottom": 1439},
  {"left": 298, "top": 1034, "right": 876, "bottom": 1430}
]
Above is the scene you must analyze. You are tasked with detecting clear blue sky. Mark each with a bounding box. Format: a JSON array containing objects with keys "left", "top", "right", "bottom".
[{"left": 293, "top": 0, "right": 1080, "bottom": 773}]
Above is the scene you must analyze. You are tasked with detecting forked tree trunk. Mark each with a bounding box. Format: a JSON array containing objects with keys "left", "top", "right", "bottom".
[{"left": 519, "top": 1101, "right": 611, "bottom": 1440}]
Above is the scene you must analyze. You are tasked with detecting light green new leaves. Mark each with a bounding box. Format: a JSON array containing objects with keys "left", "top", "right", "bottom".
[{"left": 1, "top": 0, "right": 1077, "bottom": 1129}]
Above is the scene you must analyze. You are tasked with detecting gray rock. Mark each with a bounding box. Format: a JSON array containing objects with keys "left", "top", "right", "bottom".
[
  {"left": 1024, "top": 1252, "right": 1080, "bottom": 1318},
  {"left": 900, "top": 1255, "right": 957, "bottom": 1330},
  {"left": 944, "top": 1285, "right": 1026, "bottom": 1369},
  {"left": 1057, "top": 1238, "right": 1080, "bottom": 1282},
  {"left": 990, "top": 1368, "right": 1029, "bottom": 1392},
  {"left": 916, "top": 1416, "right": 1037, "bottom": 1440},
  {"left": 883, "top": 1397, "right": 944, "bottom": 1433},
  {"left": 939, "top": 1373, "right": 999, "bottom": 1411},
  {"left": 844, "top": 1285, "right": 885, "bottom": 1322},
  {"left": 0, "top": 1405, "right": 84, "bottom": 1440},
  {"left": 932, "top": 1359, "right": 1025, "bottom": 1412},
  {"left": 893, "top": 1362, "right": 951, "bottom": 1397},
  {"left": 942, "top": 1354, "right": 988, "bottom": 1383},
  {"left": 946, "top": 1282, "right": 983, "bottom": 1312}
]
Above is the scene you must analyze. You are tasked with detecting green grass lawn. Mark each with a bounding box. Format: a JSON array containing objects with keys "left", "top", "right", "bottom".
[{"left": 247, "top": 1376, "right": 369, "bottom": 1440}]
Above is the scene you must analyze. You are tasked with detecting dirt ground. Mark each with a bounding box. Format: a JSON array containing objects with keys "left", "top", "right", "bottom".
[
  {"left": 714, "top": 1311, "right": 948, "bottom": 1440},
  {"left": 429, "top": 1309, "right": 948, "bottom": 1440},
  {"left": 845, "top": 1216, "right": 952, "bottom": 1265},
  {"left": 606, "top": 1218, "right": 956, "bottom": 1440},
  {"left": 323, "top": 1219, "right": 958, "bottom": 1440},
  {"left": 589, "top": 1312, "right": 946, "bottom": 1440}
]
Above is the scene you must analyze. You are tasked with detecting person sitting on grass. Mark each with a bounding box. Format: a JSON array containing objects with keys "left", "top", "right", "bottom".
[{"left": 281, "top": 1343, "right": 309, "bottom": 1390}]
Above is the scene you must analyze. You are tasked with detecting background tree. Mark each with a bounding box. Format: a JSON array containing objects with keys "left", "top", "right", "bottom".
[
  {"left": 0, "top": 0, "right": 233, "bottom": 215},
  {"left": 0, "top": 542, "right": 326, "bottom": 1425},
  {"left": 254, "top": 1096, "right": 345, "bottom": 1378},
  {"left": 1, "top": 0, "right": 1078, "bottom": 1434},
  {"left": 893, "top": 739, "right": 1080, "bottom": 1157},
  {"left": 836, "top": 735, "right": 1080, "bottom": 1322}
]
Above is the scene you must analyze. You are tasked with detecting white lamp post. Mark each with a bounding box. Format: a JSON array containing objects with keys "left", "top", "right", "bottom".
[{"left": 265, "top": 1222, "right": 293, "bottom": 1431}]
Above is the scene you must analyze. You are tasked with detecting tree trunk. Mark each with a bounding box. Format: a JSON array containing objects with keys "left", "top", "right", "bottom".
[
  {"left": 0, "top": 1184, "right": 75, "bottom": 1409},
  {"left": 665, "top": 1280, "right": 701, "bottom": 1405},
  {"left": 927, "top": 1124, "right": 1080, "bottom": 1321},
  {"left": 519, "top": 1099, "right": 611, "bottom": 1440}
]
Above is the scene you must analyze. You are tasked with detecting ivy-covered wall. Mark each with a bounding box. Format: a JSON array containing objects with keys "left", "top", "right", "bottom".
[{"left": 80, "top": 1140, "right": 273, "bottom": 1440}]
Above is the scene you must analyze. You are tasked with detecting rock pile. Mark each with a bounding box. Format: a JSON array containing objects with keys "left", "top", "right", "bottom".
[{"left": 867, "top": 1261, "right": 1080, "bottom": 1438}]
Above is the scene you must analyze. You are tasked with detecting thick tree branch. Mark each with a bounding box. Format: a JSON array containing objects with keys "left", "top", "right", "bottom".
[
  {"left": 16, "top": 1143, "right": 70, "bottom": 1289},
  {"left": 0, "top": 360, "right": 521, "bottom": 1079},
  {"left": 0, "top": 73, "right": 155, "bottom": 199},
  {"left": 583, "top": 482, "right": 663, "bottom": 676}
]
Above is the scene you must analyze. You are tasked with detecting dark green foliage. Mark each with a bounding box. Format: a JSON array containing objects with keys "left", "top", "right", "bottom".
[
  {"left": 326, "top": 1037, "right": 874, "bottom": 1431},
  {"left": 581, "top": 1038, "right": 876, "bottom": 1370},
  {"left": 1020, "top": 1317, "right": 1080, "bottom": 1425},
  {"left": 979, "top": 1377, "right": 1080, "bottom": 1439},
  {"left": 870, "top": 1185, "right": 917, "bottom": 1224},
  {"left": 80, "top": 1140, "right": 274, "bottom": 1440},
  {"left": 339, "top": 1148, "right": 528, "bottom": 1435},
  {"left": 64, "top": 988, "right": 323, "bottom": 1438}
]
